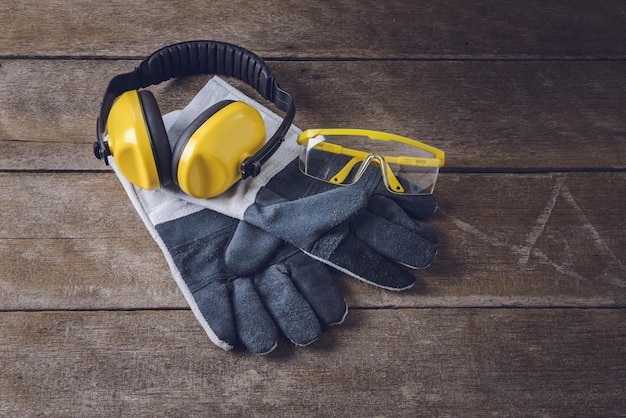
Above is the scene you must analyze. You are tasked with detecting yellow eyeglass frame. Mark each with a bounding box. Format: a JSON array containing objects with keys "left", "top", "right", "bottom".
[{"left": 297, "top": 128, "right": 445, "bottom": 194}]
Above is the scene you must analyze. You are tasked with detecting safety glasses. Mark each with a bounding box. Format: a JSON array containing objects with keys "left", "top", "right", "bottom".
[{"left": 297, "top": 128, "right": 445, "bottom": 195}]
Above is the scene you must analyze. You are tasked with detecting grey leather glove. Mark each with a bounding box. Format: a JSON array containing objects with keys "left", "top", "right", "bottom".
[{"left": 109, "top": 109, "right": 347, "bottom": 354}]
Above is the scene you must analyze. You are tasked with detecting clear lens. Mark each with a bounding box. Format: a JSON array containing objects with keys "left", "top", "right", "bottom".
[
  {"left": 391, "top": 163, "right": 440, "bottom": 194},
  {"left": 300, "top": 148, "right": 364, "bottom": 185},
  {"left": 298, "top": 131, "right": 441, "bottom": 194}
]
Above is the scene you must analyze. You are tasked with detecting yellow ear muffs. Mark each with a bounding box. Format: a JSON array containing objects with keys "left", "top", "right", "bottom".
[
  {"left": 95, "top": 41, "right": 296, "bottom": 197},
  {"left": 106, "top": 90, "right": 172, "bottom": 190},
  {"left": 172, "top": 100, "right": 266, "bottom": 198}
]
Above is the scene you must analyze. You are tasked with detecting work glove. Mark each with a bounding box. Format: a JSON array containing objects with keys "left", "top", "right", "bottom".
[
  {"left": 111, "top": 111, "right": 347, "bottom": 354},
  {"left": 169, "top": 77, "right": 440, "bottom": 290}
]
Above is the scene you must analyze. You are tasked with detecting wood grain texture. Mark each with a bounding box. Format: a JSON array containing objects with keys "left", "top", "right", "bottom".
[
  {"left": 1, "top": 0, "right": 625, "bottom": 415},
  {"left": 1, "top": 0, "right": 625, "bottom": 58},
  {"left": 2, "top": 172, "right": 624, "bottom": 311},
  {"left": 1, "top": 309, "right": 624, "bottom": 417},
  {"left": 1, "top": 60, "right": 625, "bottom": 170}
]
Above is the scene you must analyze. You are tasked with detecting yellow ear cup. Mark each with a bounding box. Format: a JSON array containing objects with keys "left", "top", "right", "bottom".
[
  {"left": 173, "top": 101, "right": 266, "bottom": 198},
  {"left": 107, "top": 90, "right": 162, "bottom": 190}
]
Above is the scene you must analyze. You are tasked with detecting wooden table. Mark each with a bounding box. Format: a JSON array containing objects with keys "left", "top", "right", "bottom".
[{"left": 1, "top": 1, "right": 625, "bottom": 416}]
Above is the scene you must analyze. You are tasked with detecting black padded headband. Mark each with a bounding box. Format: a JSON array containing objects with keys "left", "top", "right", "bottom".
[{"left": 95, "top": 40, "right": 295, "bottom": 178}]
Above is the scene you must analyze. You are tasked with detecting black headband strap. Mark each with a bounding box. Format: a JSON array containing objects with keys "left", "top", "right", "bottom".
[
  {"left": 137, "top": 41, "right": 276, "bottom": 100},
  {"left": 95, "top": 40, "right": 295, "bottom": 178}
]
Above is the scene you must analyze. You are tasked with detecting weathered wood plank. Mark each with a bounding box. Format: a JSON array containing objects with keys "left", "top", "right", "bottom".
[
  {"left": 1, "top": 0, "right": 625, "bottom": 58},
  {"left": 1, "top": 2, "right": 622, "bottom": 416},
  {"left": 1, "top": 60, "right": 625, "bottom": 170},
  {"left": 2, "top": 172, "right": 624, "bottom": 310},
  {"left": 1, "top": 309, "right": 624, "bottom": 416}
]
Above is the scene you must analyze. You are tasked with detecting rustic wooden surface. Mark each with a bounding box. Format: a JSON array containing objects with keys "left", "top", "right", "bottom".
[{"left": 1, "top": 1, "right": 625, "bottom": 416}]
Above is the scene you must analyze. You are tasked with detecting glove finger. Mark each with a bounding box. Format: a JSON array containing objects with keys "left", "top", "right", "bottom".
[
  {"left": 353, "top": 211, "right": 437, "bottom": 269},
  {"left": 366, "top": 196, "right": 439, "bottom": 246},
  {"left": 225, "top": 222, "right": 284, "bottom": 276},
  {"left": 190, "top": 280, "right": 239, "bottom": 350},
  {"left": 324, "top": 234, "right": 417, "bottom": 290},
  {"left": 156, "top": 219, "right": 240, "bottom": 350},
  {"left": 382, "top": 193, "right": 438, "bottom": 221},
  {"left": 283, "top": 252, "right": 348, "bottom": 327},
  {"left": 253, "top": 265, "right": 322, "bottom": 346},
  {"left": 230, "top": 278, "right": 279, "bottom": 354},
  {"left": 246, "top": 181, "right": 370, "bottom": 251}
]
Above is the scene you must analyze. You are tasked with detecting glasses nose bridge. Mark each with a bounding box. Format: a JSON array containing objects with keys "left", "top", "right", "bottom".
[
  {"left": 353, "top": 153, "right": 387, "bottom": 182},
  {"left": 371, "top": 153, "right": 393, "bottom": 187}
]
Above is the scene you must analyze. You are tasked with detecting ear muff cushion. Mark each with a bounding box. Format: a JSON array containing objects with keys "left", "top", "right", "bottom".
[
  {"left": 107, "top": 90, "right": 162, "bottom": 190},
  {"left": 138, "top": 90, "right": 172, "bottom": 186},
  {"left": 171, "top": 100, "right": 234, "bottom": 186},
  {"left": 171, "top": 100, "right": 266, "bottom": 198}
]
